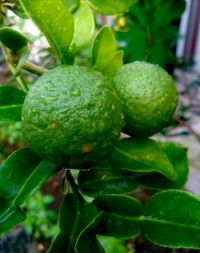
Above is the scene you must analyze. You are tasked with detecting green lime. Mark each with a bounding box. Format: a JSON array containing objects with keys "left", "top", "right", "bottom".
[
  {"left": 113, "top": 61, "right": 178, "bottom": 137},
  {"left": 22, "top": 65, "right": 124, "bottom": 168}
]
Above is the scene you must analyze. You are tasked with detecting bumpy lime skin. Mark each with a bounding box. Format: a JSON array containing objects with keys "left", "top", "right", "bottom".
[
  {"left": 22, "top": 66, "right": 124, "bottom": 168},
  {"left": 113, "top": 61, "right": 178, "bottom": 137}
]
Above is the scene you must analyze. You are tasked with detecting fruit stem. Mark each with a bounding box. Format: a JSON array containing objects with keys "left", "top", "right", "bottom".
[
  {"left": 7, "top": 62, "right": 29, "bottom": 92},
  {"left": 66, "top": 170, "right": 84, "bottom": 202},
  {"left": 22, "top": 61, "right": 47, "bottom": 76}
]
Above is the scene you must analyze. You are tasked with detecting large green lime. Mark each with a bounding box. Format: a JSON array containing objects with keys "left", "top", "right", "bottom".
[
  {"left": 22, "top": 66, "right": 124, "bottom": 168},
  {"left": 113, "top": 61, "right": 178, "bottom": 137}
]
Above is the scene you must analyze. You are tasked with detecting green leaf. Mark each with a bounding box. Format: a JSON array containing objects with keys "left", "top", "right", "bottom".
[
  {"left": 142, "top": 190, "right": 200, "bottom": 249},
  {"left": 71, "top": 1, "right": 95, "bottom": 52},
  {"left": 0, "top": 206, "right": 26, "bottom": 236},
  {"left": 15, "top": 160, "right": 57, "bottom": 205},
  {"left": 75, "top": 212, "right": 105, "bottom": 253},
  {"left": 102, "top": 50, "right": 124, "bottom": 75},
  {"left": 139, "top": 142, "right": 189, "bottom": 190},
  {"left": 94, "top": 194, "right": 142, "bottom": 239},
  {"left": 0, "top": 148, "right": 57, "bottom": 236},
  {"left": 48, "top": 194, "right": 99, "bottom": 253},
  {"left": 0, "top": 86, "right": 26, "bottom": 122},
  {"left": 64, "top": 0, "right": 80, "bottom": 13},
  {"left": 78, "top": 160, "right": 138, "bottom": 197},
  {"left": 19, "top": 0, "right": 74, "bottom": 64},
  {"left": 92, "top": 26, "right": 116, "bottom": 70},
  {"left": 0, "top": 27, "right": 28, "bottom": 53},
  {"left": 111, "top": 138, "right": 177, "bottom": 181},
  {"left": 86, "top": 0, "right": 137, "bottom": 15}
]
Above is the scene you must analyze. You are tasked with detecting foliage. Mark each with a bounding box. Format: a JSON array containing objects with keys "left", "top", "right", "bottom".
[
  {"left": 115, "top": 0, "right": 186, "bottom": 69},
  {"left": 0, "top": 1, "right": 199, "bottom": 253},
  {"left": 22, "top": 191, "right": 58, "bottom": 240}
]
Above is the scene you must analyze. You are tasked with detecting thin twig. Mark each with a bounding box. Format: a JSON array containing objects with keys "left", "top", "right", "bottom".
[
  {"left": 173, "top": 115, "right": 200, "bottom": 142},
  {"left": 22, "top": 61, "right": 47, "bottom": 76},
  {"left": 7, "top": 62, "right": 29, "bottom": 92}
]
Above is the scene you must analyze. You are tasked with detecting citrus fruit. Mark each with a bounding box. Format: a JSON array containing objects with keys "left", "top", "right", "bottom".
[
  {"left": 22, "top": 65, "right": 124, "bottom": 168},
  {"left": 113, "top": 61, "right": 178, "bottom": 137}
]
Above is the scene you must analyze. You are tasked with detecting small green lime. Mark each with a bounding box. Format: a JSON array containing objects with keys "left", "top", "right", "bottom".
[
  {"left": 22, "top": 65, "right": 124, "bottom": 168},
  {"left": 113, "top": 61, "right": 178, "bottom": 137}
]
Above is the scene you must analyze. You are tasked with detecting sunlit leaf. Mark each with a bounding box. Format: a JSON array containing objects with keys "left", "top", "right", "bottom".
[
  {"left": 64, "top": 0, "right": 80, "bottom": 13},
  {"left": 71, "top": 1, "right": 95, "bottom": 52},
  {"left": 86, "top": 0, "right": 137, "bottom": 15},
  {"left": 92, "top": 26, "right": 116, "bottom": 70},
  {"left": 102, "top": 50, "right": 124, "bottom": 75},
  {"left": 19, "top": 0, "right": 74, "bottom": 64}
]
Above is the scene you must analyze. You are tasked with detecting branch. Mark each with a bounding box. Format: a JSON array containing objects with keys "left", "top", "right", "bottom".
[{"left": 173, "top": 115, "right": 200, "bottom": 142}]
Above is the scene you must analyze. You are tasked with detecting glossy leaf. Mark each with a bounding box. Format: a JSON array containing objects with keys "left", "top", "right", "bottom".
[
  {"left": 0, "top": 148, "right": 57, "bottom": 236},
  {"left": 142, "top": 190, "right": 200, "bottom": 249},
  {"left": 0, "top": 86, "right": 26, "bottom": 122},
  {"left": 139, "top": 142, "right": 189, "bottom": 190},
  {"left": 78, "top": 160, "right": 138, "bottom": 197},
  {"left": 102, "top": 50, "right": 124, "bottom": 75},
  {"left": 64, "top": 0, "right": 80, "bottom": 13},
  {"left": 75, "top": 212, "right": 105, "bottom": 253},
  {"left": 86, "top": 0, "right": 137, "bottom": 15},
  {"left": 94, "top": 194, "right": 142, "bottom": 239},
  {"left": 111, "top": 138, "right": 177, "bottom": 181},
  {"left": 92, "top": 26, "right": 116, "bottom": 70},
  {"left": 48, "top": 194, "right": 99, "bottom": 253},
  {"left": 19, "top": 0, "right": 74, "bottom": 64},
  {"left": 0, "top": 27, "right": 28, "bottom": 53},
  {"left": 71, "top": 1, "right": 95, "bottom": 52},
  {"left": 0, "top": 206, "right": 26, "bottom": 237}
]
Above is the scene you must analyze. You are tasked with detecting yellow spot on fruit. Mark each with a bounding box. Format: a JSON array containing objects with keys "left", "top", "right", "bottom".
[
  {"left": 82, "top": 145, "right": 91, "bottom": 153},
  {"left": 51, "top": 123, "right": 58, "bottom": 129}
]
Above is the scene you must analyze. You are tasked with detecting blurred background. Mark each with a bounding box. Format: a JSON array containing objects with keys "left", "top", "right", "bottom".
[{"left": 0, "top": 0, "right": 200, "bottom": 252}]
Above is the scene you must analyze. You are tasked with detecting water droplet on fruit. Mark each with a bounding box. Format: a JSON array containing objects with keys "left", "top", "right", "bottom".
[
  {"left": 44, "top": 97, "right": 57, "bottom": 105},
  {"left": 71, "top": 89, "right": 81, "bottom": 97}
]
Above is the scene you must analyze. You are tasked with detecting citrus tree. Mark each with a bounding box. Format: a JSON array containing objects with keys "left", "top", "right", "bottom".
[{"left": 0, "top": 0, "right": 200, "bottom": 252}]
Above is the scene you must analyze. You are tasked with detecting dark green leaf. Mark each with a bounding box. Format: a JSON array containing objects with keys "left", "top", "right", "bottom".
[
  {"left": 139, "top": 142, "right": 188, "bottom": 190},
  {"left": 1, "top": 84, "right": 20, "bottom": 106},
  {"left": 0, "top": 206, "right": 25, "bottom": 237},
  {"left": 75, "top": 212, "right": 105, "bottom": 253},
  {"left": 142, "top": 190, "right": 200, "bottom": 249},
  {"left": 48, "top": 194, "right": 99, "bottom": 253},
  {"left": 111, "top": 138, "right": 177, "bottom": 181},
  {"left": 64, "top": 0, "right": 80, "bottom": 13},
  {"left": 71, "top": 1, "right": 95, "bottom": 52},
  {"left": 0, "top": 27, "right": 28, "bottom": 53},
  {"left": 92, "top": 26, "right": 116, "bottom": 70},
  {"left": 15, "top": 160, "right": 57, "bottom": 205},
  {"left": 78, "top": 160, "right": 138, "bottom": 197},
  {"left": 19, "top": 0, "right": 74, "bottom": 64},
  {"left": 94, "top": 194, "right": 142, "bottom": 239},
  {"left": 0, "top": 148, "right": 41, "bottom": 201},
  {"left": 86, "top": 0, "right": 137, "bottom": 15},
  {"left": 0, "top": 148, "right": 57, "bottom": 236},
  {"left": 102, "top": 50, "right": 124, "bottom": 75}
]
